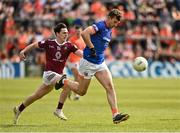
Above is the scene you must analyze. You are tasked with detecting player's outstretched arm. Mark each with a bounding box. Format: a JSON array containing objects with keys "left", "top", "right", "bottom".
[{"left": 19, "top": 42, "right": 39, "bottom": 61}]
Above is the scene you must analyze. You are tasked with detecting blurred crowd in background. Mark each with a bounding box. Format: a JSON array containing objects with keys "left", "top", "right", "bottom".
[{"left": 0, "top": 0, "right": 180, "bottom": 65}]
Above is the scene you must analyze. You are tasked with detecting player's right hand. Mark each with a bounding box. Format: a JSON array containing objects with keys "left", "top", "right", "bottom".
[
  {"left": 19, "top": 51, "right": 26, "bottom": 61},
  {"left": 90, "top": 48, "right": 96, "bottom": 57}
]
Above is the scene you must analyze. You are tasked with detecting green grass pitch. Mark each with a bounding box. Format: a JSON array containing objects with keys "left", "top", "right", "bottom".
[{"left": 0, "top": 78, "right": 180, "bottom": 132}]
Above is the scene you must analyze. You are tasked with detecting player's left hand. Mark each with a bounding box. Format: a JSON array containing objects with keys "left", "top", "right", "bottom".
[{"left": 90, "top": 48, "right": 96, "bottom": 57}]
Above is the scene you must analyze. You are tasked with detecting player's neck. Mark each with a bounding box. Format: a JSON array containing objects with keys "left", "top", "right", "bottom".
[
  {"left": 104, "top": 20, "right": 111, "bottom": 29},
  {"left": 56, "top": 38, "right": 66, "bottom": 45}
]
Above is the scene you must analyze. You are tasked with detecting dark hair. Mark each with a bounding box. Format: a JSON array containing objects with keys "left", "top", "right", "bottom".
[
  {"left": 108, "top": 9, "right": 122, "bottom": 21},
  {"left": 53, "top": 23, "right": 67, "bottom": 35},
  {"left": 75, "top": 25, "right": 82, "bottom": 29}
]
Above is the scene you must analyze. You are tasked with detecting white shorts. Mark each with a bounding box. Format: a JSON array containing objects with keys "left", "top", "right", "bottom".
[
  {"left": 66, "top": 61, "right": 79, "bottom": 70},
  {"left": 43, "top": 71, "right": 63, "bottom": 85},
  {"left": 79, "top": 58, "right": 108, "bottom": 79}
]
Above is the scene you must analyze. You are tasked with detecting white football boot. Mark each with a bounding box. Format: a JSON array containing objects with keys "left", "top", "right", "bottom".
[{"left": 54, "top": 109, "right": 67, "bottom": 120}]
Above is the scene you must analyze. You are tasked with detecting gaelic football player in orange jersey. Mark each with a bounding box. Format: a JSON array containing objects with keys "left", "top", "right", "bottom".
[{"left": 67, "top": 25, "right": 86, "bottom": 100}]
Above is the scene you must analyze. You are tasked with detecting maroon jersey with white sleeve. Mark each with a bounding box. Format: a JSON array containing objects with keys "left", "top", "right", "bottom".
[{"left": 38, "top": 39, "right": 78, "bottom": 74}]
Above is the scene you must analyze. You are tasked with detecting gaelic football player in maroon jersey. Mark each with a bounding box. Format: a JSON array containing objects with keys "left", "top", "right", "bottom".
[{"left": 13, "top": 23, "right": 82, "bottom": 124}]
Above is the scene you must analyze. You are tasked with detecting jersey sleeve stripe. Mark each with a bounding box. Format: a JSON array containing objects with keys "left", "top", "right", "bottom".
[{"left": 92, "top": 24, "right": 98, "bottom": 32}]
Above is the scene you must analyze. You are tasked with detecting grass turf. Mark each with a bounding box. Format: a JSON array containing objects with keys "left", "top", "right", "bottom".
[{"left": 0, "top": 78, "right": 180, "bottom": 132}]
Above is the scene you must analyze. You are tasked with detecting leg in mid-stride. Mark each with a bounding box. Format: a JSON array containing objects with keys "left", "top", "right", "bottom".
[
  {"left": 55, "top": 59, "right": 130, "bottom": 124},
  {"left": 13, "top": 84, "right": 54, "bottom": 124},
  {"left": 13, "top": 72, "right": 68, "bottom": 124},
  {"left": 95, "top": 67, "right": 129, "bottom": 124},
  {"left": 54, "top": 86, "right": 71, "bottom": 120}
]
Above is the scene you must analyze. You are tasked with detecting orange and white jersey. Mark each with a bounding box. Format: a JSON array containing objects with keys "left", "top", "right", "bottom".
[{"left": 68, "top": 35, "right": 85, "bottom": 63}]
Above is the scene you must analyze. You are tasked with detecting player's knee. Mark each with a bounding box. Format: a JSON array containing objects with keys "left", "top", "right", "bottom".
[{"left": 79, "top": 90, "right": 87, "bottom": 96}]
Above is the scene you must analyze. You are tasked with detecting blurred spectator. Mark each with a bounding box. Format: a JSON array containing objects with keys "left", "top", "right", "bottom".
[
  {"left": 0, "top": 0, "right": 179, "bottom": 63},
  {"left": 90, "top": 0, "right": 107, "bottom": 21},
  {"left": 159, "top": 23, "right": 175, "bottom": 48},
  {"left": 172, "top": 6, "right": 180, "bottom": 32}
]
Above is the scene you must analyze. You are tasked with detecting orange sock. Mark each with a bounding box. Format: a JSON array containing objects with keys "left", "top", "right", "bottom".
[{"left": 112, "top": 108, "right": 119, "bottom": 116}]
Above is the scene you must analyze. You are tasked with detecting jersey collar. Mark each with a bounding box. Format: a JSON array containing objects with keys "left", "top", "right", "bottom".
[{"left": 55, "top": 39, "right": 66, "bottom": 46}]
